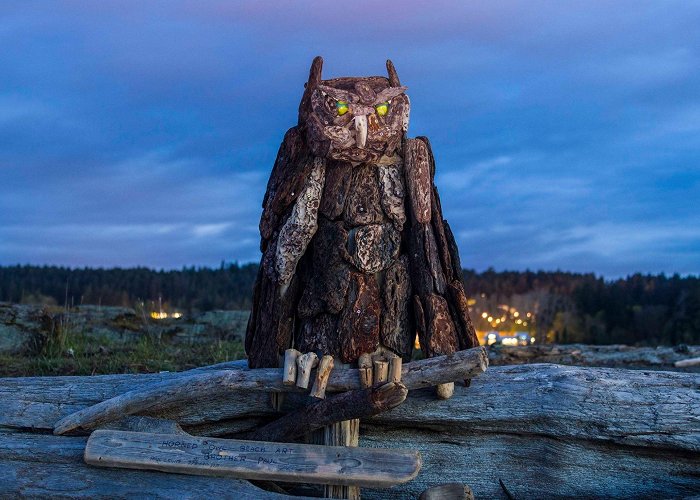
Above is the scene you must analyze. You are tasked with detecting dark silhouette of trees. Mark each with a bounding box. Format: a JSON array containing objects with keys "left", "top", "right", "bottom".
[{"left": 0, "top": 265, "right": 697, "bottom": 345}]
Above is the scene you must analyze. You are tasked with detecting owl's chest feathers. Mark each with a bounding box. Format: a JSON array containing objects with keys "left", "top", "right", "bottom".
[{"left": 316, "top": 155, "right": 407, "bottom": 276}]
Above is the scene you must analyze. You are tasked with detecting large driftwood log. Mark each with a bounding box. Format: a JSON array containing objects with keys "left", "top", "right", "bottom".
[
  {"left": 1, "top": 363, "right": 698, "bottom": 498},
  {"left": 53, "top": 347, "right": 487, "bottom": 435},
  {"left": 488, "top": 343, "right": 700, "bottom": 371}
]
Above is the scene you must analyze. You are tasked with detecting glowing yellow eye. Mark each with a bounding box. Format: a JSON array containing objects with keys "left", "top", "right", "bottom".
[
  {"left": 336, "top": 101, "right": 348, "bottom": 116},
  {"left": 375, "top": 102, "right": 389, "bottom": 116}
]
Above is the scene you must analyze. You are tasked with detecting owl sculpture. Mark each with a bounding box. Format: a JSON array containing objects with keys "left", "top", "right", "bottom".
[{"left": 245, "top": 57, "right": 479, "bottom": 390}]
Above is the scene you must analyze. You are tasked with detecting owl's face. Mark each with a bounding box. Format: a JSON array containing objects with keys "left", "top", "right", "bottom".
[{"left": 299, "top": 58, "right": 410, "bottom": 163}]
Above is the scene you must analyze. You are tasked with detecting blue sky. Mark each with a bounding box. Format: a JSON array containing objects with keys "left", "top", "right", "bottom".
[{"left": 1, "top": 1, "right": 699, "bottom": 277}]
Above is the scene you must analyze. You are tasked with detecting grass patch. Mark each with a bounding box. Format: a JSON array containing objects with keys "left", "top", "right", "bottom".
[{"left": 0, "top": 326, "right": 246, "bottom": 377}]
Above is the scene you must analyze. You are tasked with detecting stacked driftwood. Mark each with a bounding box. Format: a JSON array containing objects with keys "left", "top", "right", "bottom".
[
  {"left": 488, "top": 342, "right": 700, "bottom": 371},
  {"left": 1, "top": 353, "right": 698, "bottom": 498}
]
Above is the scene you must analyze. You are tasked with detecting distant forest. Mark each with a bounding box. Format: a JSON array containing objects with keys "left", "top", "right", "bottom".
[{"left": 0, "top": 264, "right": 698, "bottom": 346}]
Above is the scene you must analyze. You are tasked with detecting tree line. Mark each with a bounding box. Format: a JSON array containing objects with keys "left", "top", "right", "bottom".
[{"left": 0, "top": 264, "right": 697, "bottom": 345}]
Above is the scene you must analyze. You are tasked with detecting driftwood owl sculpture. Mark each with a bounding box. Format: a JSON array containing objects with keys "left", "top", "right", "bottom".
[{"left": 246, "top": 57, "right": 479, "bottom": 387}]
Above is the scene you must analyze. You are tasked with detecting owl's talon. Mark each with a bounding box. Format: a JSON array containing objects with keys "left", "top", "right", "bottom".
[
  {"left": 283, "top": 348, "right": 301, "bottom": 385},
  {"left": 358, "top": 353, "right": 373, "bottom": 388},
  {"left": 310, "top": 355, "right": 334, "bottom": 399},
  {"left": 388, "top": 354, "right": 402, "bottom": 383},
  {"left": 373, "top": 358, "right": 389, "bottom": 384},
  {"left": 296, "top": 352, "right": 318, "bottom": 389}
]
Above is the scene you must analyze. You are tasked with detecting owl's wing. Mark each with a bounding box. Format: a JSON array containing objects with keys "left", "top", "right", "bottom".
[
  {"left": 246, "top": 127, "right": 326, "bottom": 368},
  {"left": 403, "top": 136, "right": 480, "bottom": 359}
]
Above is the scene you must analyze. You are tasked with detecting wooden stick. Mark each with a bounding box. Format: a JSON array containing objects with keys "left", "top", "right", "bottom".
[
  {"left": 282, "top": 349, "right": 301, "bottom": 385},
  {"left": 675, "top": 357, "right": 700, "bottom": 368},
  {"left": 53, "top": 347, "right": 488, "bottom": 435},
  {"left": 373, "top": 360, "right": 389, "bottom": 384},
  {"left": 358, "top": 353, "right": 373, "bottom": 389},
  {"left": 419, "top": 483, "right": 475, "bottom": 500},
  {"left": 246, "top": 382, "right": 407, "bottom": 443},
  {"left": 85, "top": 428, "right": 420, "bottom": 489},
  {"left": 296, "top": 352, "right": 319, "bottom": 389},
  {"left": 310, "top": 355, "right": 334, "bottom": 399},
  {"left": 389, "top": 356, "right": 402, "bottom": 383},
  {"left": 436, "top": 382, "right": 455, "bottom": 400}
]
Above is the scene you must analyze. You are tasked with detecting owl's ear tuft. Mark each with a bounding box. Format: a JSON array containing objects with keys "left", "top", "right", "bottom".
[
  {"left": 386, "top": 59, "right": 401, "bottom": 86},
  {"left": 307, "top": 56, "right": 324, "bottom": 88}
]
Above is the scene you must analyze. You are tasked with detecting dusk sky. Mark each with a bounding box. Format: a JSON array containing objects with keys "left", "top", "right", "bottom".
[{"left": 1, "top": 1, "right": 699, "bottom": 277}]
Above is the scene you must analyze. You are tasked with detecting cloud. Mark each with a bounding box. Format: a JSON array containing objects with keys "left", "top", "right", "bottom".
[{"left": 1, "top": 1, "right": 699, "bottom": 276}]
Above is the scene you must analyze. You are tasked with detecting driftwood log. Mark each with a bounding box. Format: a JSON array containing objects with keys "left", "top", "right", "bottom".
[
  {"left": 1, "top": 362, "right": 698, "bottom": 498},
  {"left": 488, "top": 342, "right": 700, "bottom": 371},
  {"left": 53, "top": 346, "right": 487, "bottom": 435},
  {"left": 245, "top": 382, "right": 407, "bottom": 443}
]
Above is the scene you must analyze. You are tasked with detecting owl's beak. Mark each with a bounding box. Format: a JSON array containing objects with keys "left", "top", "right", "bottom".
[{"left": 353, "top": 115, "right": 368, "bottom": 149}]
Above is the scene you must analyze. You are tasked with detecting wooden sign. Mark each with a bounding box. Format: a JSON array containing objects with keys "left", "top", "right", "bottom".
[{"left": 84, "top": 430, "right": 421, "bottom": 488}]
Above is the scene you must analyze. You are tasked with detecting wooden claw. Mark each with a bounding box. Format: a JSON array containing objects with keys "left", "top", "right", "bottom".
[
  {"left": 389, "top": 355, "right": 402, "bottom": 383},
  {"left": 436, "top": 382, "right": 455, "bottom": 400},
  {"left": 296, "top": 352, "right": 319, "bottom": 389},
  {"left": 310, "top": 355, "right": 334, "bottom": 399},
  {"left": 283, "top": 348, "right": 301, "bottom": 386},
  {"left": 358, "top": 353, "right": 373, "bottom": 389},
  {"left": 373, "top": 359, "right": 389, "bottom": 385}
]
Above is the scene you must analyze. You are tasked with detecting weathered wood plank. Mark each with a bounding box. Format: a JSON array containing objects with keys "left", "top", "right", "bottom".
[
  {"left": 0, "top": 430, "right": 302, "bottom": 499},
  {"left": 52, "top": 348, "right": 488, "bottom": 434},
  {"left": 84, "top": 429, "right": 421, "bottom": 488}
]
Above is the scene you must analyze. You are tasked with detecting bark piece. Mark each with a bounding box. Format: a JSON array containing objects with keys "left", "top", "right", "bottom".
[
  {"left": 348, "top": 223, "right": 401, "bottom": 274},
  {"left": 447, "top": 280, "right": 480, "bottom": 350},
  {"left": 380, "top": 256, "right": 413, "bottom": 357},
  {"left": 404, "top": 138, "right": 431, "bottom": 224},
  {"left": 296, "top": 313, "right": 341, "bottom": 359},
  {"left": 296, "top": 352, "right": 319, "bottom": 389},
  {"left": 338, "top": 272, "right": 381, "bottom": 363},
  {"left": 259, "top": 127, "right": 314, "bottom": 240},
  {"left": 275, "top": 157, "right": 326, "bottom": 287},
  {"left": 443, "top": 220, "right": 463, "bottom": 282},
  {"left": 319, "top": 160, "right": 353, "bottom": 220},
  {"left": 373, "top": 360, "right": 389, "bottom": 384},
  {"left": 344, "top": 163, "right": 385, "bottom": 226},
  {"left": 430, "top": 185, "right": 455, "bottom": 283},
  {"left": 282, "top": 349, "right": 301, "bottom": 386},
  {"left": 310, "top": 355, "right": 335, "bottom": 399},
  {"left": 297, "top": 219, "right": 351, "bottom": 318},
  {"left": 377, "top": 163, "right": 406, "bottom": 229},
  {"left": 422, "top": 293, "right": 459, "bottom": 358},
  {"left": 246, "top": 240, "right": 301, "bottom": 369},
  {"left": 408, "top": 223, "right": 446, "bottom": 296}
]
